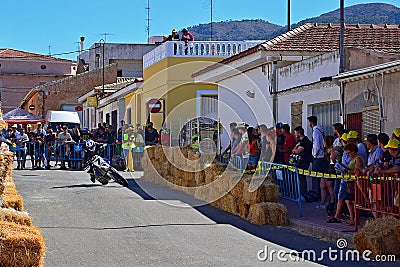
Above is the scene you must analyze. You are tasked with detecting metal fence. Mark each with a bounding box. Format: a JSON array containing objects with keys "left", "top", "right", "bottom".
[
  {"left": 259, "top": 161, "right": 303, "bottom": 217},
  {"left": 220, "top": 156, "right": 303, "bottom": 217},
  {"left": 355, "top": 175, "right": 400, "bottom": 229},
  {"left": 9, "top": 142, "right": 144, "bottom": 170}
]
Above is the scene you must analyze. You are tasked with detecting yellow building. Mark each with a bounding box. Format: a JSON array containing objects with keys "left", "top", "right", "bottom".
[{"left": 124, "top": 41, "right": 261, "bottom": 145}]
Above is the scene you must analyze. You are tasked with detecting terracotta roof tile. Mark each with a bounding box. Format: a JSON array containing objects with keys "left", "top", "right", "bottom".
[
  {"left": 0, "top": 48, "right": 74, "bottom": 62},
  {"left": 193, "top": 23, "right": 400, "bottom": 77}
]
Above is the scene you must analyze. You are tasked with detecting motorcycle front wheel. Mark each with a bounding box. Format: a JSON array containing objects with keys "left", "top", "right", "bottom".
[{"left": 108, "top": 167, "right": 128, "bottom": 187}]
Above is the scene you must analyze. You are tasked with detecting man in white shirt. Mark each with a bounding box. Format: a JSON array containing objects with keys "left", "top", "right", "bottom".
[
  {"left": 16, "top": 128, "right": 28, "bottom": 169},
  {"left": 57, "top": 126, "right": 72, "bottom": 169}
]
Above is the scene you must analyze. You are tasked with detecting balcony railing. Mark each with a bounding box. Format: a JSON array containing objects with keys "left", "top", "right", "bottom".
[{"left": 143, "top": 40, "right": 263, "bottom": 69}]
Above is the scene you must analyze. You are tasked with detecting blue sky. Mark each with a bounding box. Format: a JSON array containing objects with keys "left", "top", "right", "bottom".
[{"left": 1, "top": 0, "right": 398, "bottom": 60}]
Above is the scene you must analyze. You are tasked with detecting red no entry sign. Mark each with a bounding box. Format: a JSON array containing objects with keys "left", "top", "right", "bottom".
[{"left": 147, "top": 99, "right": 162, "bottom": 113}]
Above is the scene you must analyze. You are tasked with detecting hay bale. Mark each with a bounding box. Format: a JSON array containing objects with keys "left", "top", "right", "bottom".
[
  {"left": 0, "top": 208, "right": 32, "bottom": 226},
  {"left": 237, "top": 203, "right": 250, "bottom": 219},
  {"left": 247, "top": 202, "right": 288, "bottom": 226},
  {"left": 4, "top": 187, "right": 18, "bottom": 196},
  {"left": 230, "top": 177, "right": 245, "bottom": 199},
  {"left": 353, "top": 216, "right": 400, "bottom": 257},
  {"left": 242, "top": 177, "right": 280, "bottom": 205},
  {"left": 144, "top": 146, "right": 156, "bottom": 160},
  {"left": 219, "top": 193, "right": 238, "bottom": 214},
  {"left": 204, "top": 164, "right": 227, "bottom": 184},
  {"left": 0, "top": 221, "right": 45, "bottom": 267},
  {"left": 194, "top": 170, "right": 205, "bottom": 186},
  {"left": 2, "top": 195, "right": 24, "bottom": 211}
]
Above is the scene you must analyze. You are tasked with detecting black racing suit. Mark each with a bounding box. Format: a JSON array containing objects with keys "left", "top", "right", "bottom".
[{"left": 84, "top": 142, "right": 106, "bottom": 180}]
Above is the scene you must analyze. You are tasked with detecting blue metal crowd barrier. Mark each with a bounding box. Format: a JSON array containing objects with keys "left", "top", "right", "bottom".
[
  {"left": 260, "top": 161, "right": 303, "bottom": 217},
  {"left": 219, "top": 155, "right": 302, "bottom": 216},
  {"left": 10, "top": 141, "right": 144, "bottom": 170}
]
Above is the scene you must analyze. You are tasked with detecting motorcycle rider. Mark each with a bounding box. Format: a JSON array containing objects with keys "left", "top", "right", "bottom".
[{"left": 84, "top": 139, "right": 107, "bottom": 183}]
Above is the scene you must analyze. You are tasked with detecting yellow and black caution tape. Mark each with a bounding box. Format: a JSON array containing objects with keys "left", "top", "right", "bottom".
[{"left": 257, "top": 163, "right": 400, "bottom": 182}]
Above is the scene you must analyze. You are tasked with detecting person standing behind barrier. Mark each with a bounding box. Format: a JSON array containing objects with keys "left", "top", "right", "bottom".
[
  {"left": 259, "top": 125, "right": 269, "bottom": 161},
  {"left": 15, "top": 128, "right": 28, "bottom": 170},
  {"left": 280, "top": 124, "right": 296, "bottom": 164},
  {"left": 332, "top": 123, "right": 344, "bottom": 151},
  {"left": 362, "top": 134, "right": 384, "bottom": 176},
  {"left": 292, "top": 126, "right": 313, "bottom": 197},
  {"left": 247, "top": 131, "right": 260, "bottom": 171},
  {"left": 122, "top": 127, "right": 136, "bottom": 172},
  {"left": 377, "top": 133, "right": 391, "bottom": 169},
  {"left": 327, "top": 136, "right": 355, "bottom": 224},
  {"left": 317, "top": 135, "right": 335, "bottom": 209},
  {"left": 34, "top": 126, "right": 46, "bottom": 169},
  {"left": 145, "top": 123, "right": 159, "bottom": 146},
  {"left": 391, "top": 128, "right": 400, "bottom": 142},
  {"left": 57, "top": 126, "right": 72, "bottom": 170},
  {"left": 347, "top": 131, "right": 367, "bottom": 164},
  {"left": 374, "top": 139, "right": 400, "bottom": 175},
  {"left": 26, "top": 124, "right": 36, "bottom": 169},
  {"left": 273, "top": 123, "right": 285, "bottom": 164},
  {"left": 231, "top": 123, "right": 249, "bottom": 158},
  {"left": 308, "top": 116, "right": 326, "bottom": 199},
  {"left": 222, "top": 122, "right": 238, "bottom": 158},
  {"left": 341, "top": 143, "right": 364, "bottom": 226},
  {"left": 44, "top": 128, "right": 56, "bottom": 169}
]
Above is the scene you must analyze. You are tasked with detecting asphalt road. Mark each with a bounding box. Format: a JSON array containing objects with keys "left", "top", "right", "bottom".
[{"left": 12, "top": 168, "right": 396, "bottom": 267}]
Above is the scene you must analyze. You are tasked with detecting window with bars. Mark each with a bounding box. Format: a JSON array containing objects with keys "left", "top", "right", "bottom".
[
  {"left": 291, "top": 101, "right": 303, "bottom": 132},
  {"left": 201, "top": 95, "right": 218, "bottom": 117},
  {"left": 310, "top": 100, "right": 341, "bottom": 136}
]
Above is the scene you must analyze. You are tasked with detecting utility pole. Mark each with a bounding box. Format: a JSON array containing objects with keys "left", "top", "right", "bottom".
[
  {"left": 99, "top": 39, "right": 105, "bottom": 96},
  {"left": 339, "top": 0, "right": 345, "bottom": 73},
  {"left": 210, "top": 0, "right": 213, "bottom": 40},
  {"left": 287, "top": 0, "right": 291, "bottom": 32},
  {"left": 146, "top": 0, "right": 151, "bottom": 41}
]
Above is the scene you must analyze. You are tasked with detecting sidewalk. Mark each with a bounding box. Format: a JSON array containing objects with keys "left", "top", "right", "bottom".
[{"left": 282, "top": 199, "right": 366, "bottom": 247}]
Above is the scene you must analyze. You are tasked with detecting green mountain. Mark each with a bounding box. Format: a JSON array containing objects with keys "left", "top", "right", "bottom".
[
  {"left": 186, "top": 3, "right": 400, "bottom": 41},
  {"left": 294, "top": 3, "right": 400, "bottom": 26},
  {"left": 187, "top": 19, "right": 282, "bottom": 41}
]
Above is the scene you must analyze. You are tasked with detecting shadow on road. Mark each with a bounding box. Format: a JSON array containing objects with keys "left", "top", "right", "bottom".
[
  {"left": 123, "top": 178, "right": 381, "bottom": 267},
  {"left": 51, "top": 184, "right": 121, "bottom": 189},
  {"left": 40, "top": 222, "right": 217, "bottom": 231}
]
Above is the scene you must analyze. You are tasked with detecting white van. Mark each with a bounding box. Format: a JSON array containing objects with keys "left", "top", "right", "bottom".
[{"left": 46, "top": 111, "right": 81, "bottom": 130}]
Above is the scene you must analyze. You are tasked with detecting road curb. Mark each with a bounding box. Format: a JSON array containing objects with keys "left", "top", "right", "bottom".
[{"left": 290, "top": 219, "right": 355, "bottom": 248}]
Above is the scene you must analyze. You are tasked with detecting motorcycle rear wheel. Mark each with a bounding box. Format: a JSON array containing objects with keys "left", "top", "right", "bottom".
[{"left": 108, "top": 168, "right": 128, "bottom": 187}]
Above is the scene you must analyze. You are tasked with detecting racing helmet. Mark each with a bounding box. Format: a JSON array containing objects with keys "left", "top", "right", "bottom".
[{"left": 86, "top": 139, "right": 96, "bottom": 152}]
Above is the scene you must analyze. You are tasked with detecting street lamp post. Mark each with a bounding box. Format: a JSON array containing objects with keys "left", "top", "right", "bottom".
[{"left": 99, "top": 39, "right": 105, "bottom": 96}]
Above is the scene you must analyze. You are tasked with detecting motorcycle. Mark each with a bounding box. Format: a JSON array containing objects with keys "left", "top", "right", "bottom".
[{"left": 84, "top": 143, "right": 128, "bottom": 187}]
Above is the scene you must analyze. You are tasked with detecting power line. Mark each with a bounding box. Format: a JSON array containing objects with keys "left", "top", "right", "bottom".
[{"left": 0, "top": 46, "right": 99, "bottom": 60}]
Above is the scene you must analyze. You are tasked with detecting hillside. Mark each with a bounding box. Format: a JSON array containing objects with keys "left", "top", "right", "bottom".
[
  {"left": 185, "top": 3, "right": 400, "bottom": 41},
  {"left": 295, "top": 3, "right": 400, "bottom": 27},
  {"left": 187, "top": 19, "right": 282, "bottom": 41}
]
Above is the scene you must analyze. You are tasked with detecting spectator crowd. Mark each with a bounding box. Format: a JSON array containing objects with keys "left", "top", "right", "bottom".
[
  {"left": 1, "top": 120, "right": 161, "bottom": 172},
  {"left": 221, "top": 116, "right": 400, "bottom": 227}
]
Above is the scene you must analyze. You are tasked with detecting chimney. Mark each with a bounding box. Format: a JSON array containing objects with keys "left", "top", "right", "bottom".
[{"left": 80, "top": 36, "right": 85, "bottom": 53}]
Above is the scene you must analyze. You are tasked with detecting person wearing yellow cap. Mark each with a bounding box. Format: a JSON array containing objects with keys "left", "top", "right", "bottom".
[
  {"left": 346, "top": 130, "right": 368, "bottom": 164},
  {"left": 392, "top": 128, "right": 400, "bottom": 141},
  {"left": 375, "top": 139, "right": 400, "bottom": 175},
  {"left": 166, "top": 28, "right": 180, "bottom": 41}
]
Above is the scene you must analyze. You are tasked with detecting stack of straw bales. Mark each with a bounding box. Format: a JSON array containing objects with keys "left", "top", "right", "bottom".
[
  {"left": 0, "top": 147, "right": 46, "bottom": 266},
  {"left": 142, "top": 146, "right": 288, "bottom": 226},
  {"left": 353, "top": 216, "right": 400, "bottom": 257}
]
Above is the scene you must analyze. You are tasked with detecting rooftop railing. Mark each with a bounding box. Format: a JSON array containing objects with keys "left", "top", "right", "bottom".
[{"left": 143, "top": 40, "right": 263, "bottom": 69}]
